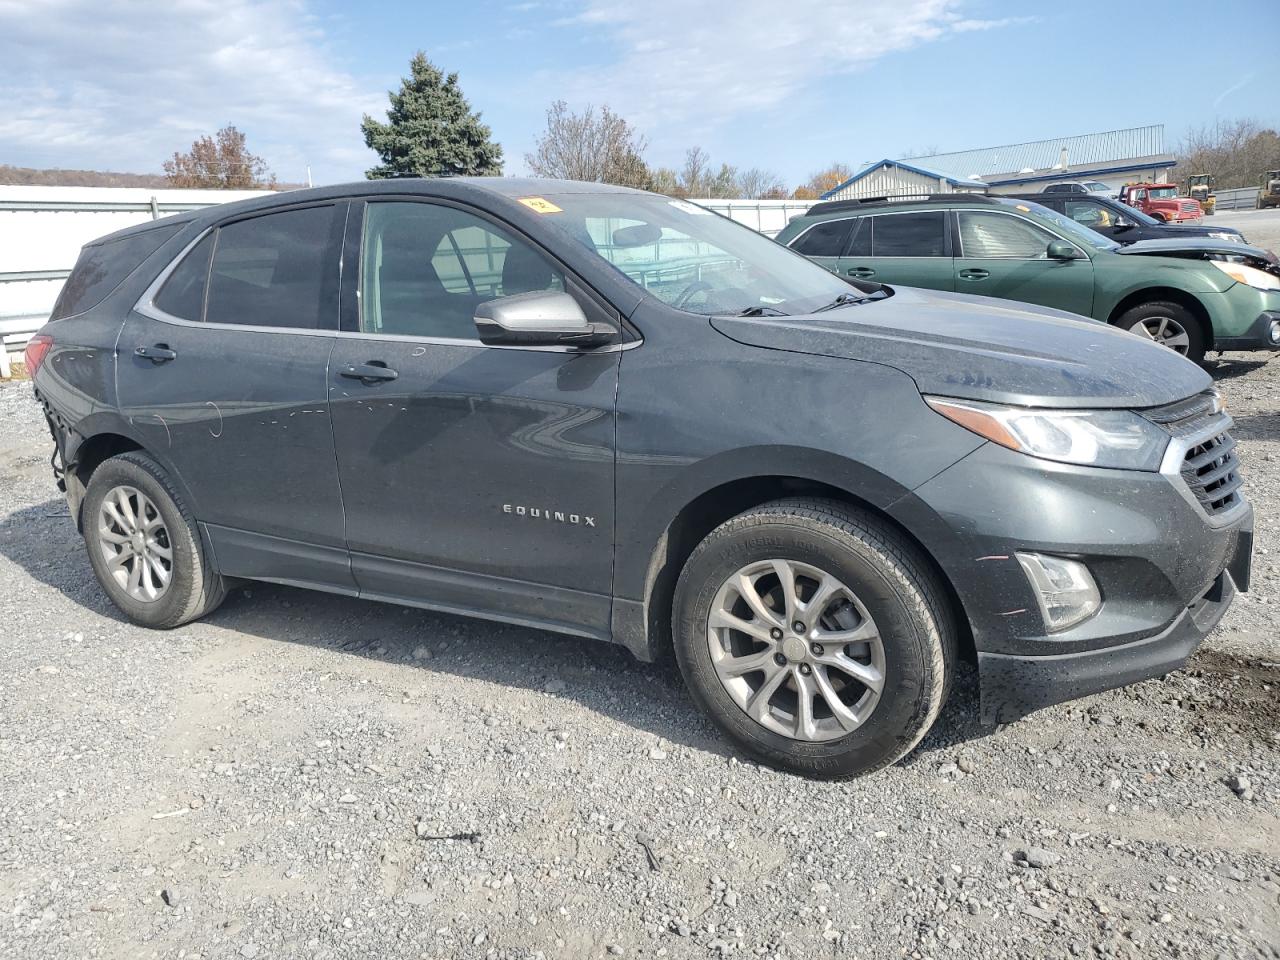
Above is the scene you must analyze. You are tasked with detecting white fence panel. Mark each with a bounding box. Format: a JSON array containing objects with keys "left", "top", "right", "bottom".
[{"left": 686, "top": 198, "right": 814, "bottom": 237}]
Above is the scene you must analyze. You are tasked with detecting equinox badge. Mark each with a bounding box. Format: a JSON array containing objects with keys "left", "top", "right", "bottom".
[{"left": 503, "top": 504, "right": 596, "bottom": 527}]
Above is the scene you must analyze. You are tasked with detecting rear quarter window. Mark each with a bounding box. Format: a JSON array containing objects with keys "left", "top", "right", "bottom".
[{"left": 51, "top": 225, "right": 180, "bottom": 320}]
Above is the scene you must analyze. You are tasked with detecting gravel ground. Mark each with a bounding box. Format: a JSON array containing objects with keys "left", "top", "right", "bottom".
[
  {"left": 1210, "top": 207, "right": 1280, "bottom": 253},
  {"left": 0, "top": 356, "right": 1277, "bottom": 960}
]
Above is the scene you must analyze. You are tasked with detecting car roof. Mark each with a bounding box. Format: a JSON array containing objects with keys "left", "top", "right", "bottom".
[
  {"left": 95, "top": 177, "right": 653, "bottom": 244},
  {"left": 796, "top": 194, "right": 1037, "bottom": 221}
]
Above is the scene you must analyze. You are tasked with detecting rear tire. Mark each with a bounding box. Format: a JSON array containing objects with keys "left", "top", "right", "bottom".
[
  {"left": 82, "top": 452, "right": 226, "bottom": 628},
  {"left": 672, "top": 498, "right": 954, "bottom": 779},
  {"left": 1114, "top": 300, "right": 1206, "bottom": 365}
]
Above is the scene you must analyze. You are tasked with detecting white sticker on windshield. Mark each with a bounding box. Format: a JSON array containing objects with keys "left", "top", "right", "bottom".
[{"left": 668, "top": 199, "right": 711, "bottom": 215}]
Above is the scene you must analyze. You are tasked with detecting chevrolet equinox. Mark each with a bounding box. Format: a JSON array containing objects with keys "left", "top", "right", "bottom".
[{"left": 28, "top": 179, "right": 1254, "bottom": 778}]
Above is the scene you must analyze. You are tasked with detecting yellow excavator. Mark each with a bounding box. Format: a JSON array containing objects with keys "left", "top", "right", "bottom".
[{"left": 1187, "top": 174, "right": 1215, "bottom": 216}]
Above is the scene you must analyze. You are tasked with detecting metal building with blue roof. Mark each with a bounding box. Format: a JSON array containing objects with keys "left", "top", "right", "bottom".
[{"left": 822, "top": 125, "right": 1176, "bottom": 201}]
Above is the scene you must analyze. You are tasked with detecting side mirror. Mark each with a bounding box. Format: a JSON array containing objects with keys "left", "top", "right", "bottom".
[
  {"left": 1047, "top": 241, "right": 1080, "bottom": 261},
  {"left": 1113, "top": 218, "right": 1135, "bottom": 231},
  {"left": 474, "top": 290, "right": 615, "bottom": 348}
]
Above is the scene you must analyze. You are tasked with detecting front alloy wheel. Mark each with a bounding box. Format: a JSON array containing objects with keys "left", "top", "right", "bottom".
[
  {"left": 1128, "top": 313, "right": 1191, "bottom": 354},
  {"left": 708, "top": 559, "right": 885, "bottom": 741}
]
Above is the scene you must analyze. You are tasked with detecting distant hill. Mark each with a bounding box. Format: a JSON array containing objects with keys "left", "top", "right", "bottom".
[{"left": 0, "top": 165, "right": 304, "bottom": 190}]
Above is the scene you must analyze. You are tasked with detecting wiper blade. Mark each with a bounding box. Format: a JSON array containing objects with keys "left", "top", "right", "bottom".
[{"left": 734, "top": 305, "right": 789, "bottom": 317}]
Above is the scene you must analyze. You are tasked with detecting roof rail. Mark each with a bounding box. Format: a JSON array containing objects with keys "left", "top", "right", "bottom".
[{"left": 805, "top": 193, "right": 998, "bottom": 216}]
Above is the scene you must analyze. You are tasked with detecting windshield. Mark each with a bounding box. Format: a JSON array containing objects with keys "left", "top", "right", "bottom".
[
  {"left": 533, "top": 192, "right": 856, "bottom": 315},
  {"left": 1150, "top": 187, "right": 1178, "bottom": 199},
  {"left": 998, "top": 200, "right": 1119, "bottom": 251}
]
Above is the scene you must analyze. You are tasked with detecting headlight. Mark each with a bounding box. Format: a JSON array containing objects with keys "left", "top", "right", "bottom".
[
  {"left": 1211, "top": 260, "right": 1280, "bottom": 291},
  {"left": 1207, "top": 231, "right": 1244, "bottom": 243},
  {"left": 925, "top": 397, "right": 1169, "bottom": 470}
]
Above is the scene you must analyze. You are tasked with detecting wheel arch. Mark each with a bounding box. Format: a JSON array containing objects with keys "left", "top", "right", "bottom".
[
  {"left": 1106, "top": 287, "right": 1212, "bottom": 344},
  {"left": 613, "top": 472, "right": 971, "bottom": 666}
]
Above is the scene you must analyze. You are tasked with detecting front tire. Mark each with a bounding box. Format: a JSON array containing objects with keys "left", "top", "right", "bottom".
[
  {"left": 672, "top": 499, "right": 954, "bottom": 779},
  {"left": 82, "top": 452, "right": 226, "bottom": 628},
  {"left": 1114, "top": 300, "right": 1206, "bottom": 364}
]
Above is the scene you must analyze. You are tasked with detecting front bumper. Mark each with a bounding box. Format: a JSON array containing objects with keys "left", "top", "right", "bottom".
[
  {"left": 1213, "top": 309, "right": 1280, "bottom": 352},
  {"left": 890, "top": 437, "right": 1253, "bottom": 722},
  {"left": 978, "top": 566, "right": 1236, "bottom": 723}
]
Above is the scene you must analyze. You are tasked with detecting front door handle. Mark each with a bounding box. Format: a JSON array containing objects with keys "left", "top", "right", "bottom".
[
  {"left": 135, "top": 344, "right": 177, "bottom": 363},
  {"left": 958, "top": 268, "right": 990, "bottom": 281},
  {"left": 340, "top": 361, "right": 399, "bottom": 383},
  {"left": 847, "top": 267, "right": 876, "bottom": 278}
]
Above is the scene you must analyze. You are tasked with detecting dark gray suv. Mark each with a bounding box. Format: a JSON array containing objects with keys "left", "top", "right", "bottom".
[{"left": 28, "top": 178, "right": 1253, "bottom": 778}]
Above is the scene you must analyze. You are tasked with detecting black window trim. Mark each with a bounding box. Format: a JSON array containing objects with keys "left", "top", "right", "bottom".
[
  {"left": 340, "top": 194, "right": 632, "bottom": 352},
  {"left": 135, "top": 199, "right": 349, "bottom": 335}
]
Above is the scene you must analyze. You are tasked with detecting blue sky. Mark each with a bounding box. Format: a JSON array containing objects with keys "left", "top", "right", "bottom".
[{"left": 1, "top": 0, "right": 1276, "bottom": 188}]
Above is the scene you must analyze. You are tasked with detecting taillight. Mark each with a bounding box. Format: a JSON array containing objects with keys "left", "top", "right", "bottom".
[{"left": 24, "top": 334, "right": 53, "bottom": 377}]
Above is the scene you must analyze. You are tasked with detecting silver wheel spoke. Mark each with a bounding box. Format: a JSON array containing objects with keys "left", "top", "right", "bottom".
[
  {"left": 818, "top": 650, "right": 885, "bottom": 693},
  {"left": 1164, "top": 331, "right": 1189, "bottom": 351},
  {"left": 812, "top": 666, "right": 863, "bottom": 732},
  {"left": 114, "top": 489, "right": 138, "bottom": 530},
  {"left": 813, "top": 618, "right": 879, "bottom": 646},
  {"left": 714, "top": 647, "right": 777, "bottom": 679},
  {"left": 103, "top": 501, "right": 131, "bottom": 534},
  {"left": 798, "top": 573, "right": 840, "bottom": 621},
  {"left": 126, "top": 557, "right": 143, "bottom": 594},
  {"left": 770, "top": 559, "right": 798, "bottom": 622},
  {"left": 148, "top": 540, "right": 173, "bottom": 561},
  {"left": 745, "top": 664, "right": 789, "bottom": 722},
  {"left": 736, "top": 573, "right": 783, "bottom": 629},
  {"left": 794, "top": 670, "right": 817, "bottom": 740},
  {"left": 107, "top": 546, "right": 133, "bottom": 568},
  {"left": 709, "top": 608, "right": 775, "bottom": 643},
  {"left": 99, "top": 525, "right": 130, "bottom": 545}
]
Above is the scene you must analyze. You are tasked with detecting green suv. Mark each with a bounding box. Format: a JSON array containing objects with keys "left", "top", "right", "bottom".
[{"left": 776, "top": 195, "right": 1280, "bottom": 364}]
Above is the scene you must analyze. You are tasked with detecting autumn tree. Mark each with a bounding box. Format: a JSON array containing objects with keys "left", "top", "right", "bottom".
[
  {"left": 737, "top": 167, "right": 786, "bottom": 199},
  {"left": 362, "top": 52, "right": 502, "bottom": 179},
  {"left": 1178, "top": 118, "right": 1280, "bottom": 189},
  {"left": 163, "top": 125, "right": 275, "bottom": 189},
  {"left": 525, "top": 101, "right": 650, "bottom": 188},
  {"left": 793, "top": 162, "right": 856, "bottom": 200}
]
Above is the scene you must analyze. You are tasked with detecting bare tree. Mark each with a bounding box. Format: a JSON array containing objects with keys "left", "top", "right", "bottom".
[
  {"left": 1178, "top": 118, "right": 1280, "bottom": 189},
  {"left": 525, "top": 101, "right": 650, "bottom": 188},
  {"left": 680, "top": 147, "right": 712, "bottom": 196},
  {"left": 163, "top": 125, "right": 275, "bottom": 189},
  {"left": 737, "top": 167, "right": 785, "bottom": 199}
]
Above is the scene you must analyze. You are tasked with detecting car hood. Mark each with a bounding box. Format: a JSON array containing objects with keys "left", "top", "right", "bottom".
[
  {"left": 1114, "top": 237, "right": 1267, "bottom": 258},
  {"left": 710, "top": 286, "right": 1210, "bottom": 409}
]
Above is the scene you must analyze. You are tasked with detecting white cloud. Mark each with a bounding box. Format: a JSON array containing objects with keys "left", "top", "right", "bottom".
[
  {"left": 0, "top": 0, "right": 384, "bottom": 182},
  {"left": 541, "top": 0, "right": 1028, "bottom": 155}
]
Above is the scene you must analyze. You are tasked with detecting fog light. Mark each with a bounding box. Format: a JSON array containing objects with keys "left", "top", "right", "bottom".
[
  {"left": 1016, "top": 553, "right": 1101, "bottom": 633},
  {"left": 1268, "top": 319, "right": 1280, "bottom": 346}
]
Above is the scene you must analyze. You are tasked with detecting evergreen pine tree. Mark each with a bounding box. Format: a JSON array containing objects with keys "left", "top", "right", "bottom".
[{"left": 362, "top": 53, "right": 503, "bottom": 179}]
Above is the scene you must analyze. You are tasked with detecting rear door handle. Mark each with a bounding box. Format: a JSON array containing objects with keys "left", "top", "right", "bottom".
[
  {"left": 135, "top": 344, "right": 177, "bottom": 363},
  {"left": 340, "top": 361, "right": 399, "bottom": 383},
  {"left": 958, "top": 268, "right": 990, "bottom": 281},
  {"left": 846, "top": 267, "right": 876, "bottom": 278}
]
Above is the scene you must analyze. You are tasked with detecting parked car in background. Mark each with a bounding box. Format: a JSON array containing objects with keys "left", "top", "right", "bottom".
[
  {"left": 1010, "top": 193, "right": 1253, "bottom": 247},
  {"left": 27, "top": 178, "right": 1255, "bottom": 779},
  {"left": 1041, "top": 181, "right": 1114, "bottom": 197},
  {"left": 777, "top": 195, "right": 1280, "bottom": 363},
  {"left": 1119, "top": 183, "right": 1203, "bottom": 223}
]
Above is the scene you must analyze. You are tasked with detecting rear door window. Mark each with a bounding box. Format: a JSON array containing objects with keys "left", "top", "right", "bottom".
[
  {"left": 870, "top": 212, "right": 947, "bottom": 257},
  {"left": 791, "top": 219, "right": 854, "bottom": 257},
  {"left": 204, "top": 205, "right": 341, "bottom": 329},
  {"left": 153, "top": 234, "right": 214, "bottom": 321},
  {"left": 51, "top": 225, "right": 179, "bottom": 320}
]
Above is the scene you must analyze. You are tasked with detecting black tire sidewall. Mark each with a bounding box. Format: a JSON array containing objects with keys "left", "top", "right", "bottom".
[
  {"left": 674, "top": 511, "right": 943, "bottom": 778},
  {"left": 82, "top": 455, "right": 206, "bottom": 629},
  {"left": 1118, "top": 301, "right": 1206, "bottom": 364}
]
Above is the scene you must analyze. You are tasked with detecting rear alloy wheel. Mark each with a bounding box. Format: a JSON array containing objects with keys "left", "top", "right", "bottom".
[
  {"left": 673, "top": 498, "right": 954, "bottom": 779},
  {"left": 82, "top": 452, "right": 226, "bottom": 629},
  {"left": 1116, "top": 300, "right": 1206, "bottom": 364}
]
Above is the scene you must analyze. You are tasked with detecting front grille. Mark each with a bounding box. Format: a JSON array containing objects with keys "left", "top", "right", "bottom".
[
  {"left": 1181, "top": 434, "right": 1243, "bottom": 515},
  {"left": 1143, "top": 392, "right": 1243, "bottom": 517}
]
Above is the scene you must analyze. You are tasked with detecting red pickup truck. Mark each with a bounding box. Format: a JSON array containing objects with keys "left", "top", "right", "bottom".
[{"left": 1119, "top": 183, "right": 1203, "bottom": 223}]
